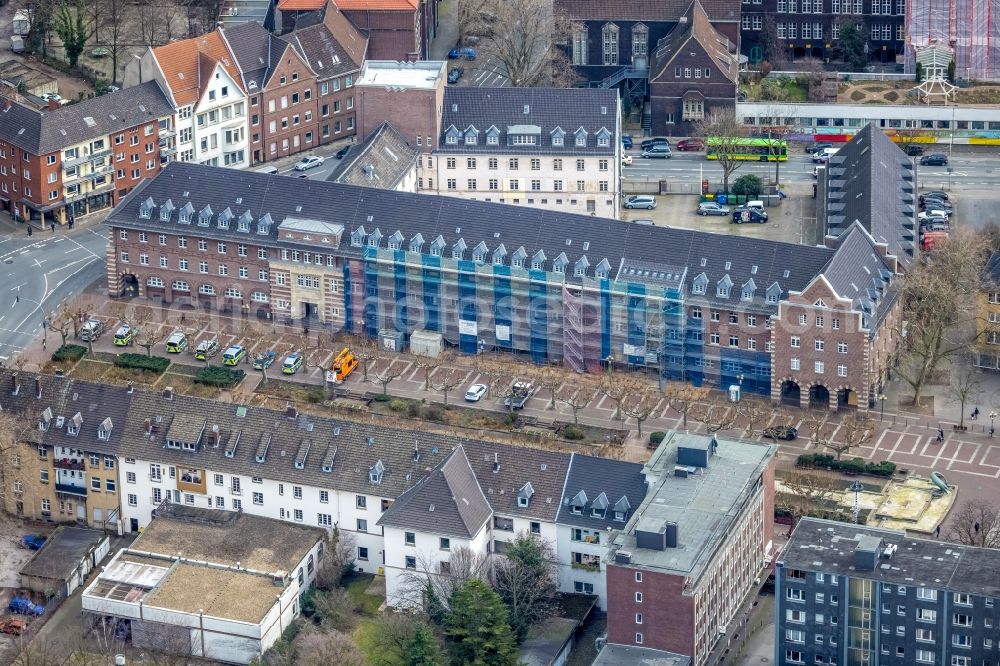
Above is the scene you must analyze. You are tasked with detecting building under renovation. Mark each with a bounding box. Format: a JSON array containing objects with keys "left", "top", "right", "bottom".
[{"left": 905, "top": 0, "right": 1000, "bottom": 81}]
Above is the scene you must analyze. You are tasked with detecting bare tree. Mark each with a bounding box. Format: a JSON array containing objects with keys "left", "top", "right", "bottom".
[
  {"left": 619, "top": 383, "right": 660, "bottom": 436},
  {"left": 896, "top": 228, "right": 988, "bottom": 406},
  {"left": 50, "top": 303, "right": 73, "bottom": 348},
  {"left": 296, "top": 627, "right": 365, "bottom": 666},
  {"left": 428, "top": 362, "right": 467, "bottom": 407},
  {"left": 463, "top": 0, "right": 574, "bottom": 87},
  {"left": 316, "top": 524, "right": 356, "bottom": 589},
  {"left": 71, "top": 298, "right": 99, "bottom": 340},
  {"left": 413, "top": 352, "right": 446, "bottom": 391},
  {"left": 948, "top": 365, "right": 983, "bottom": 429},
  {"left": 532, "top": 365, "right": 565, "bottom": 410},
  {"left": 808, "top": 411, "right": 874, "bottom": 461},
  {"left": 688, "top": 395, "right": 739, "bottom": 433},
  {"left": 736, "top": 396, "right": 778, "bottom": 439},
  {"left": 598, "top": 372, "right": 638, "bottom": 421},
  {"left": 946, "top": 499, "right": 1000, "bottom": 548},
  {"left": 397, "top": 545, "right": 490, "bottom": 610},
  {"left": 95, "top": 0, "right": 129, "bottom": 84},
  {"left": 775, "top": 470, "right": 843, "bottom": 525},
  {"left": 349, "top": 335, "right": 382, "bottom": 383},
  {"left": 133, "top": 305, "right": 166, "bottom": 357},
  {"left": 369, "top": 357, "right": 406, "bottom": 396},
  {"left": 695, "top": 108, "right": 749, "bottom": 193},
  {"left": 556, "top": 375, "right": 598, "bottom": 425},
  {"left": 661, "top": 381, "right": 709, "bottom": 428},
  {"left": 493, "top": 534, "right": 557, "bottom": 645}
]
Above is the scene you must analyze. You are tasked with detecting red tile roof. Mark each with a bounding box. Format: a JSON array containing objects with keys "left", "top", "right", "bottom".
[
  {"left": 152, "top": 32, "right": 244, "bottom": 107},
  {"left": 277, "top": 0, "right": 326, "bottom": 9}
]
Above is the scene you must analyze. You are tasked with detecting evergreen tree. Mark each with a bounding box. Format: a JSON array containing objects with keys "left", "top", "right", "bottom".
[
  {"left": 445, "top": 579, "right": 518, "bottom": 666},
  {"left": 494, "top": 535, "right": 557, "bottom": 644},
  {"left": 426, "top": 581, "right": 447, "bottom": 626},
  {"left": 406, "top": 623, "right": 445, "bottom": 666}
]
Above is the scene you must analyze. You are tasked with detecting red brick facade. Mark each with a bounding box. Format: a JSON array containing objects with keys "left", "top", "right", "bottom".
[{"left": 252, "top": 48, "right": 321, "bottom": 164}]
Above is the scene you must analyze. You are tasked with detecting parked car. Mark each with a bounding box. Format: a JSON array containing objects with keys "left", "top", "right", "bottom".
[
  {"left": 447, "top": 67, "right": 464, "bottom": 84},
  {"left": 194, "top": 338, "right": 219, "bottom": 361},
  {"left": 641, "top": 145, "right": 672, "bottom": 159},
  {"left": 640, "top": 138, "right": 670, "bottom": 150},
  {"left": 918, "top": 210, "right": 950, "bottom": 223},
  {"left": 334, "top": 146, "right": 351, "bottom": 160},
  {"left": 8, "top": 597, "right": 44, "bottom": 616},
  {"left": 0, "top": 618, "right": 27, "bottom": 636},
  {"left": 165, "top": 331, "right": 188, "bottom": 353},
  {"left": 903, "top": 144, "right": 925, "bottom": 156},
  {"left": 112, "top": 324, "right": 134, "bottom": 346},
  {"left": 40, "top": 93, "right": 68, "bottom": 106},
  {"left": 697, "top": 202, "right": 730, "bottom": 216},
  {"left": 920, "top": 190, "right": 950, "bottom": 203},
  {"left": 222, "top": 345, "right": 246, "bottom": 366},
  {"left": 20, "top": 534, "right": 45, "bottom": 550},
  {"left": 623, "top": 195, "right": 656, "bottom": 210},
  {"left": 621, "top": 135, "right": 633, "bottom": 150},
  {"left": 920, "top": 197, "right": 952, "bottom": 212},
  {"left": 732, "top": 208, "right": 768, "bottom": 224},
  {"left": 282, "top": 351, "right": 304, "bottom": 374},
  {"left": 805, "top": 142, "right": 832, "bottom": 154},
  {"left": 504, "top": 381, "right": 535, "bottom": 410},
  {"left": 763, "top": 426, "right": 798, "bottom": 441},
  {"left": 920, "top": 154, "right": 948, "bottom": 166},
  {"left": 465, "top": 383, "right": 488, "bottom": 402},
  {"left": 448, "top": 47, "right": 476, "bottom": 60},
  {"left": 812, "top": 147, "right": 837, "bottom": 163},
  {"left": 733, "top": 201, "right": 768, "bottom": 219},
  {"left": 78, "top": 319, "right": 105, "bottom": 342},
  {"left": 621, "top": 153, "right": 633, "bottom": 165},
  {"left": 294, "top": 155, "right": 324, "bottom": 171},
  {"left": 252, "top": 351, "right": 276, "bottom": 370},
  {"left": 675, "top": 138, "right": 705, "bottom": 151}
]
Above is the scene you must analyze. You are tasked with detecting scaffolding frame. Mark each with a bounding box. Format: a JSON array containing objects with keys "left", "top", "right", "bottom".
[{"left": 906, "top": 0, "right": 1000, "bottom": 81}]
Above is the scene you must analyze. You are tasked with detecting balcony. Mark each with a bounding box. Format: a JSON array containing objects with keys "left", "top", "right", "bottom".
[
  {"left": 63, "top": 148, "right": 112, "bottom": 169},
  {"left": 53, "top": 457, "right": 85, "bottom": 470},
  {"left": 55, "top": 483, "right": 88, "bottom": 497},
  {"left": 159, "top": 128, "right": 176, "bottom": 138}
]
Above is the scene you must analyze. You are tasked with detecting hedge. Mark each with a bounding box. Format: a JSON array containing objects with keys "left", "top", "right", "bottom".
[
  {"left": 194, "top": 366, "right": 246, "bottom": 387},
  {"left": 52, "top": 344, "right": 86, "bottom": 362},
  {"left": 649, "top": 431, "right": 667, "bottom": 445},
  {"left": 796, "top": 453, "right": 896, "bottom": 477},
  {"left": 114, "top": 354, "right": 170, "bottom": 374},
  {"left": 563, "top": 425, "right": 585, "bottom": 440}
]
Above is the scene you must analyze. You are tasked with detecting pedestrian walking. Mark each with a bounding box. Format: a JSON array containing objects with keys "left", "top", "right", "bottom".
[
  {"left": 936, "top": 429, "right": 944, "bottom": 443},
  {"left": 14, "top": 294, "right": 19, "bottom": 304},
  {"left": 973, "top": 406, "right": 980, "bottom": 420},
  {"left": 935, "top": 526, "right": 941, "bottom": 539},
  {"left": 26, "top": 225, "right": 31, "bottom": 237},
  {"left": 49, "top": 221, "right": 55, "bottom": 234},
  {"left": 991, "top": 425, "right": 995, "bottom": 438}
]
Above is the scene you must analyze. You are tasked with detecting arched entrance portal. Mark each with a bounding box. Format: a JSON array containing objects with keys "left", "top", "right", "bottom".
[
  {"left": 809, "top": 384, "right": 830, "bottom": 409},
  {"left": 781, "top": 380, "right": 801, "bottom": 407},
  {"left": 120, "top": 273, "right": 138, "bottom": 297},
  {"left": 837, "top": 388, "right": 857, "bottom": 410}
]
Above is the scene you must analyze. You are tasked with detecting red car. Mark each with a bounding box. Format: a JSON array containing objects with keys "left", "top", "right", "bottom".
[{"left": 675, "top": 138, "right": 705, "bottom": 151}]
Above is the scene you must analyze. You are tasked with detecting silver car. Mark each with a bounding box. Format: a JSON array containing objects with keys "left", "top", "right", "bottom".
[
  {"left": 697, "top": 202, "right": 730, "bottom": 216},
  {"left": 624, "top": 195, "right": 656, "bottom": 210}
]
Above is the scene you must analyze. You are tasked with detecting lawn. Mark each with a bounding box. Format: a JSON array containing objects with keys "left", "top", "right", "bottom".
[{"left": 344, "top": 574, "right": 383, "bottom": 618}]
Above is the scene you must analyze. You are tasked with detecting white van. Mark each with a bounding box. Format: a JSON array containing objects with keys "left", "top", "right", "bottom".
[{"left": 254, "top": 165, "right": 279, "bottom": 175}]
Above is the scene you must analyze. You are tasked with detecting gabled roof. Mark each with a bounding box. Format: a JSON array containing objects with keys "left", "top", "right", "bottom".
[
  {"left": 0, "top": 82, "right": 173, "bottom": 155},
  {"left": 283, "top": 0, "right": 368, "bottom": 79},
  {"left": 439, "top": 87, "right": 619, "bottom": 156},
  {"left": 556, "top": 453, "right": 647, "bottom": 530},
  {"left": 556, "top": 0, "right": 739, "bottom": 22},
  {"left": 151, "top": 31, "right": 245, "bottom": 106},
  {"left": 378, "top": 446, "right": 492, "bottom": 538},
  {"left": 278, "top": 0, "right": 326, "bottom": 9},
  {"left": 825, "top": 123, "right": 916, "bottom": 267},
  {"left": 650, "top": 0, "right": 738, "bottom": 83},
  {"left": 220, "top": 22, "right": 288, "bottom": 92},
  {"left": 335, "top": 0, "right": 418, "bottom": 10},
  {"left": 327, "top": 121, "right": 419, "bottom": 189}
]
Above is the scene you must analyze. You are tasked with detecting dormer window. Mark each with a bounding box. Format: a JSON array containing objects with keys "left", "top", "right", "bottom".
[
  {"left": 446, "top": 135, "right": 458, "bottom": 144},
  {"left": 67, "top": 412, "right": 82, "bottom": 437},
  {"left": 553, "top": 135, "right": 563, "bottom": 146},
  {"left": 554, "top": 263, "right": 564, "bottom": 274},
  {"left": 518, "top": 496, "right": 529, "bottom": 507},
  {"left": 487, "top": 129, "right": 500, "bottom": 145},
  {"left": 159, "top": 200, "right": 174, "bottom": 222},
  {"left": 409, "top": 233, "right": 424, "bottom": 253},
  {"left": 430, "top": 235, "right": 445, "bottom": 257},
  {"left": 238, "top": 211, "right": 252, "bottom": 233},
  {"left": 614, "top": 511, "right": 625, "bottom": 521},
  {"left": 369, "top": 459, "right": 385, "bottom": 484},
  {"left": 139, "top": 197, "right": 154, "bottom": 218},
  {"left": 198, "top": 205, "right": 212, "bottom": 226},
  {"left": 97, "top": 417, "right": 112, "bottom": 441},
  {"left": 473, "top": 249, "right": 486, "bottom": 263},
  {"left": 592, "top": 507, "right": 605, "bottom": 518},
  {"left": 388, "top": 231, "right": 404, "bottom": 250},
  {"left": 178, "top": 202, "right": 194, "bottom": 224},
  {"left": 717, "top": 285, "right": 729, "bottom": 297},
  {"left": 571, "top": 504, "right": 582, "bottom": 514},
  {"left": 368, "top": 229, "right": 382, "bottom": 248},
  {"left": 217, "top": 208, "right": 232, "bottom": 230},
  {"left": 351, "top": 227, "right": 366, "bottom": 247},
  {"left": 465, "top": 133, "right": 477, "bottom": 145},
  {"left": 692, "top": 273, "right": 708, "bottom": 295}
]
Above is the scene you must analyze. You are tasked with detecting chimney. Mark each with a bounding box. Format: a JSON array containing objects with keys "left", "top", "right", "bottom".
[
  {"left": 127, "top": 381, "right": 134, "bottom": 394},
  {"left": 286, "top": 403, "right": 297, "bottom": 419},
  {"left": 163, "top": 386, "right": 174, "bottom": 400},
  {"left": 11, "top": 372, "right": 20, "bottom": 395},
  {"left": 2, "top": 99, "right": 11, "bottom": 111},
  {"left": 413, "top": 441, "right": 420, "bottom": 462},
  {"left": 492, "top": 451, "right": 500, "bottom": 473},
  {"left": 211, "top": 424, "right": 220, "bottom": 447},
  {"left": 144, "top": 418, "right": 152, "bottom": 435},
  {"left": 34, "top": 376, "right": 41, "bottom": 399},
  {"left": 46, "top": 98, "right": 59, "bottom": 111}
]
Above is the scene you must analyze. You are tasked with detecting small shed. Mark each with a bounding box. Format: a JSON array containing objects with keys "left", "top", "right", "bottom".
[
  {"left": 19, "top": 527, "right": 110, "bottom": 598},
  {"left": 409, "top": 330, "right": 443, "bottom": 358}
]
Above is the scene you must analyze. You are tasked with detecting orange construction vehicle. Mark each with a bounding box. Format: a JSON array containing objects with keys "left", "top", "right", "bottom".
[{"left": 328, "top": 347, "right": 358, "bottom": 384}]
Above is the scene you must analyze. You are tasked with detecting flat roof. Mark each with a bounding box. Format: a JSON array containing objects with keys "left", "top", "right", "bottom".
[
  {"left": 145, "top": 563, "right": 282, "bottom": 623},
  {"left": 357, "top": 60, "right": 445, "bottom": 89},
  {"left": 131, "top": 506, "right": 323, "bottom": 573},
  {"left": 781, "top": 518, "right": 1000, "bottom": 598},
  {"left": 610, "top": 432, "right": 775, "bottom": 578},
  {"left": 592, "top": 645, "right": 691, "bottom": 666},
  {"left": 20, "top": 527, "right": 106, "bottom": 581}
]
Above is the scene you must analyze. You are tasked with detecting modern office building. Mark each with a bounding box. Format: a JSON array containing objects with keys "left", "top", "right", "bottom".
[{"left": 774, "top": 518, "right": 1000, "bottom": 666}]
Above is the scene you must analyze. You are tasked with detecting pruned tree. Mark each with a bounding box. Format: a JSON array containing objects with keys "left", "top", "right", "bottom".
[
  {"left": 70, "top": 298, "right": 98, "bottom": 340},
  {"left": 695, "top": 108, "right": 749, "bottom": 193},
  {"left": 493, "top": 534, "right": 557, "bottom": 645},
  {"left": 619, "top": 383, "right": 660, "bottom": 436},
  {"left": 661, "top": 381, "right": 709, "bottom": 428},
  {"left": 428, "top": 362, "right": 468, "bottom": 406},
  {"left": 688, "top": 395, "right": 738, "bottom": 433},
  {"left": 350, "top": 335, "right": 382, "bottom": 382},
  {"left": 775, "top": 470, "right": 843, "bottom": 525},
  {"left": 133, "top": 305, "right": 165, "bottom": 357},
  {"left": 532, "top": 364, "right": 565, "bottom": 410},
  {"left": 475, "top": 356, "right": 510, "bottom": 399},
  {"left": 462, "top": 0, "right": 574, "bottom": 87},
  {"left": 54, "top": 0, "right": 95, "bottom": 68},
  {"left": 945, "top": 499, "right": 1000, "bottom": 548},
  {"left": 370, "top": 358, "right": 406, "bottom": 396},
  {"left": 737, "top": 396, "right": 778, "bottom": 439},
  {"left": 808, "top": 411, "right": 874, "bottom": 461},
  {"left": 50, "top": 303, "right": 73, "bottom": 348},
  {"left": 599, "top": 372, "right": 642, "bottom": 421},
  {"left": 413, "top": 352, "right": 446, "bottom": 391},
  {"left": 556, "top": 374, "right": 598, "bottom": 425},
  {"left": 896, "top": 228, "right": 988, "bottom": 406}
]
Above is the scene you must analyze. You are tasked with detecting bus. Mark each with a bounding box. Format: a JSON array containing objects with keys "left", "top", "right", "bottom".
[{"left": 706, "top": 137, "right": 788, "bottom": 161}]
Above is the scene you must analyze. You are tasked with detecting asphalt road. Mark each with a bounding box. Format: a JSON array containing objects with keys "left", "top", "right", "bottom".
[
  {"left": 0, "top": 227, "right": 106, "bottom": 361},
  {"left": 623, "top": 150, "right": 1000, "bottom": 188}
]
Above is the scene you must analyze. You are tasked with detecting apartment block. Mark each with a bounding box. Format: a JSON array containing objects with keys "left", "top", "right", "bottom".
[
  {"left": 604, "top": 432, "right": 776, "bottom": 665},
  {"left": 0, "top": 83, "right": 172, "bottom": 225},
  {"left": 972, "top": 250, "right": 1000, "bottom": 371},
  {"left": 106, "top": 158, "right": 901, "bottom": 407},
  {"left": 124, "top": 32, "right": 250, "bottom": 169},
  {"left": 774, "top": 518, "right": 1000, "bottom": 666}
]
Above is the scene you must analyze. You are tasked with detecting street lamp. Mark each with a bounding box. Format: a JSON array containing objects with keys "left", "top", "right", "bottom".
[
  {"left": 604, "top": 354, "right": 615, "bottom": 376},
  {"left": 849, "top": 480, "right": 865, "bottom": 524},
  {"left": 879, "top": 394, "right": 887, "bottom": 421}
]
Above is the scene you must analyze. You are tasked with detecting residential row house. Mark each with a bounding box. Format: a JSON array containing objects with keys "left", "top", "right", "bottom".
[
  {"left": 123, "top": 0, "right": 366, "bottom": 168},
  {"left": 276, "top": 0, "right": 437, "bottom": 61},
  {"left": 356, "top": 61, "right": 623, "bottom": 218},
  {"left": 0, "top": 83, "right": 173, "bottom": 225},
  {"left": 0, "top": 367, "right": 776, "bottom": 666},
  {"left": 105, "top": 146, "right": 903, "bottom": 409},
  {"left": 973, "top": 250, "right": 1000, "bottom": 372}
]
